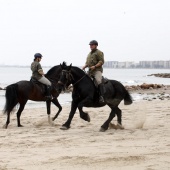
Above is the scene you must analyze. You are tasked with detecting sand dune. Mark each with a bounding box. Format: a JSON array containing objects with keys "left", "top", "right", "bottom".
[{"left": 0, "top": 97, "right": 170, "bottom": 169}]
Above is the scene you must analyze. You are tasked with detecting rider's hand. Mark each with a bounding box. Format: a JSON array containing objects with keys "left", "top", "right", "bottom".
[
  {"left": 90, "top": 66, "right": 96, "bottom": 70},
  {"left": 82, "top": 66, "right": 86, "bottom": 70}
]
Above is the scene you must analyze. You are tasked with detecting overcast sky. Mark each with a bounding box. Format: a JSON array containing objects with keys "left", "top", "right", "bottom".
[{"left": 0, "top": 0, "right": 170, "bottom": 66}]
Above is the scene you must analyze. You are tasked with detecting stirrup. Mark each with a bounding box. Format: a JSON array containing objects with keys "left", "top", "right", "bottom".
[{"left": 99, "top": 96, "right": 104, "bottom": 103}]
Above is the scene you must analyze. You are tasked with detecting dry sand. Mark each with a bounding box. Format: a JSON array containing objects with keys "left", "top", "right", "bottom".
[{"left": 0, "top": 89, "right": 170, "bottom": 170}]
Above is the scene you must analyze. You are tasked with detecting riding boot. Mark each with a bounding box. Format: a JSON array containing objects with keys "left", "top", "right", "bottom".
[
  {"left": 45, "top": 85, "right": 52, "bottom": 101},
  {"left": 98, "top": 83, "right": 105, "bottom": 103}
]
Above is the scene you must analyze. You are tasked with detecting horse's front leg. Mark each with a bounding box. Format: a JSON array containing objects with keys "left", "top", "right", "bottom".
[
  {"left": 77, "top": 97, "right": 93, "bottom": 122},
  {"left": 51, "top": 98, "right": 62, "bottom": 121},
  {"left": 46, "top": 100, "right": 53, "bottom": 126},
  {"left": 60, "top": 100, "right": 78, "bottom": 130}
]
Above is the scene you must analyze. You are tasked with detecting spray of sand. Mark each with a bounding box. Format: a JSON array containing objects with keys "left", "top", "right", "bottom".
[{"left": 34, "top": 117, "right": 54, "bottom": 127}]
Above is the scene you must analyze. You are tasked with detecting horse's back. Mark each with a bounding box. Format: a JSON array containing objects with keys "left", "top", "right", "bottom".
[{"left": 105, "top": 79, "right": 133, "bottom": 105}]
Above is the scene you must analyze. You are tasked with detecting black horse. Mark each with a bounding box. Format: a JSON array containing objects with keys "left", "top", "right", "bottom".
[
  {"left": 57, "top": 63, "right": 133, "bottom": 132},
  {"left": 3, "top": 65, "right": 63, "bottom": 129}
]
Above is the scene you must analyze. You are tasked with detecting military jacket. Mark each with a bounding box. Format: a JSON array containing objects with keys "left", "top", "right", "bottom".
[
  {"left": 31, "top": 61, "right": 43, "bottom": 80},
  {"left": 86, "top": 49, "right": 104, "bottom": 73}
]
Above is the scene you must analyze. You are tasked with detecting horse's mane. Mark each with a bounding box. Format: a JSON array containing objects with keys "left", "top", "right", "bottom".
[
  {"left": 71, "top": 66, "right": 86, "bottom": 76},
  {"left": 46, "top": 65, "right": 60, "bottom": 76},
  {"left": 45, "top": 62, "right": 67, "bottom": 80},
  {"left": 71, "top": 66, "right": 94, "bottom": 83}
]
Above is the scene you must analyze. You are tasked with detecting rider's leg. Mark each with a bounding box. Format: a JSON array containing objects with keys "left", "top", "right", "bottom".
[
  {"left": 38, "top": 76, "right": 52, "bottom": 100},
  {"left": 98, "top": 83, "right": 105, "bottom": 102},
  {"left": 94, "top": 71, "right": 105, "bottom": 103}
]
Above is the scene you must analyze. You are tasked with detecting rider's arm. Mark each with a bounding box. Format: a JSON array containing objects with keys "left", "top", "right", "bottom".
[
  {"left": 37, "top": 63, "right": 44, "bottom": 75},
  {"left": 95, "top": 51, "right": 104, "bottom": 68},
  {"left": 38, "top": 69, "right": 44, "bottom": 75}
]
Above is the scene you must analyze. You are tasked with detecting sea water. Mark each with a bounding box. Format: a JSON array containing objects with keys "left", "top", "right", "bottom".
[{"left": 0, "top": 66, "right": 169, "bottom": 109}]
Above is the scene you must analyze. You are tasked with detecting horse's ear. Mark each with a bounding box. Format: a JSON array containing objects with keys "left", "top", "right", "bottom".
[
  {"left": 60, "top": 63, "right": 63, "bottom": 69},
  {"left": 63, "top": 61, "right": 67, "bottom": 66},
  {"left": 68, "top": 63, "right": 72, "bottom": 70}
]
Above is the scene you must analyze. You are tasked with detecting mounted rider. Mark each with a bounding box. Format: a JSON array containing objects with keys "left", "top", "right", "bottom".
[
  {"left": 82, "top": 40, "right": 105, "bottom": 103},
  {"left": 31, "top": 53, "right": 52, "bottom": 100}
]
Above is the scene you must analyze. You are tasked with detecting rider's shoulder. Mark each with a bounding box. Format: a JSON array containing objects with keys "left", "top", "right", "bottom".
[
  {"left": 96, "top": 49, "right": 104, "bottom": 55},
  {"left": 31, "top": 61, "right": 40, "bottom": 67}
]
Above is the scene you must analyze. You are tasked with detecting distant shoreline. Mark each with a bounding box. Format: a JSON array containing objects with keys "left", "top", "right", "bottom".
[{"left": 0, "top": 65, "right": 170, "bottom": 69}]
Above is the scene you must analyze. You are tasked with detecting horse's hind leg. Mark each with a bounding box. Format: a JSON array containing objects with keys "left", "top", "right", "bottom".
[
  {"left": 100, "top": 107, "right": 116, "bottom": 132},
  {"left": 116, "top": 107, "right": 122, "bottom": 125},
  {"left": 115, "top": 107, "right": 124, "bottom": 129},
  {"left": 17, "top": 102, "right": 27, "bottom": 127},
  {"left": 52, "top": 98, "right": 62, "bottom": 121},
  {"left": 3, "top": 112, "right": 10, "bottom": 129}
]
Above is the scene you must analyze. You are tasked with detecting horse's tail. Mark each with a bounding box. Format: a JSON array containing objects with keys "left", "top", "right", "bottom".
[
  {"left": 124, "top": 89, "right": 133, "bottom": 105},
  {"left": 3, "top": 83, "right": 19, "bottom": 114}
]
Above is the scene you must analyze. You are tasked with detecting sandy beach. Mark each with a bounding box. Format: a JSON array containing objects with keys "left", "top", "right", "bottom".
[{"left": 0, "top": 88, "right": 170, "bottom": 170}]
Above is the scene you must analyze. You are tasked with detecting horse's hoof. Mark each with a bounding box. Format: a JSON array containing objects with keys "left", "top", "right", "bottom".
[
  {"left": 117, "top": 123, "right": 124, "bottom": 129},
  {"left": 60, "top": 126, "right": 69, "bottom": 130},
  {"left": 87, "top": 114, "right": 90, "bottom": 122},
  {"left": 2, "top": 124, "right": 7, "bottom": 129},
  {"left": 18, "top": 125, "right": 24, "bottom": 127},
  {"left": 99, "top": 127, "right": 106, "bottom": 132}
]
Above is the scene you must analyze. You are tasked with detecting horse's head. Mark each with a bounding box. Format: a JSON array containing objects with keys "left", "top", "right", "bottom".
[{"left": 57, "top": 62, "right": 73, "bottom": 92}]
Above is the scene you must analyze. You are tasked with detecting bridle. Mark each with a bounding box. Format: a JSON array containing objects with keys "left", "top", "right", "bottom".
[
  {"left": 58, "top": 69, "right": 87, "bottom": 89},
  {"left": 58, "top": 70, "right": 73, "bottom": 87}
]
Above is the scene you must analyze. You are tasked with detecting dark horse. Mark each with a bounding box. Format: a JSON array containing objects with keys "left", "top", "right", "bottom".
[
  {"left": 57, "top": 63, "right": 133, "bottom": 132},
  {"left": 3, "top": 65, "right": 63, "bottom": 129}
]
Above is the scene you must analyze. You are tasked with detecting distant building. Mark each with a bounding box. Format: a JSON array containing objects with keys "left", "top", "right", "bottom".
[
  {"left": 139, "top": 60, "right": 170, "bottom": 68},
  {"left": 117, "top": 61, "right": 135, "bottom": 68},
  {"left": 103, "top": 61, "right": 118, "bottom": 68},
  {"left": 104, "top": 60, "right": 170, "bottom": 68},
  {"left": 104, "top": 61, "right": 135, "bottom": 68}
]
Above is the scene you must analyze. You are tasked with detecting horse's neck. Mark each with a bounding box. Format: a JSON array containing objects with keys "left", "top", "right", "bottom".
[
  {"left": 46, "top": 73, "right": 59, "bottom": 85},
  {"left": 72, "top": 72, "right": 95, "bottom": 90}
]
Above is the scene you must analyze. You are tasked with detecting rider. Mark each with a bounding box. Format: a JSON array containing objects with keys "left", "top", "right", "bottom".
[
  {"left": 31, "top": 53, "right": 52, "bottom": 100},
  {"left": 82, "top": 40, "right": 105, "bottom": 103}
]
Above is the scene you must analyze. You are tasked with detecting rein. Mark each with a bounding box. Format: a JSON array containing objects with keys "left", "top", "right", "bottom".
[
  {"left": 72, "top": 74, "right": 86, "bottom": 87},
  {"left": 58, "top": 70, "right": 87, "bottom": 89}
]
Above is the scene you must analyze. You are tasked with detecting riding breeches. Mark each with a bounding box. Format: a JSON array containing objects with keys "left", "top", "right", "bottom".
[
  {"left": 92, "top": 71, "right": 102, "bottom": 85},
  {"left": 38, "top": 76, "right": 51, "bottom": 86}
]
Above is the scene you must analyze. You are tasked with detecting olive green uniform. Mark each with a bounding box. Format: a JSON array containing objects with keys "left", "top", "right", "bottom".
[
  {"left": 31, "top": 61, "right": 51, "bottom": 86},
  {"left": 85, "top": 49, "right": 104, "bottom": 84},
  {"left": 31, "top": 61, "right": 43, "bottom": 80}
]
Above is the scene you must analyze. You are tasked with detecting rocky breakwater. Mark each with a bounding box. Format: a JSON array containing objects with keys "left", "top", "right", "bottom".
[
  {"left": 125, "top": 83, "right": 170, "bottom": 101},
  {"left": 125, "top": 83, "right": 164, "bottom": 91},
  {"left": 148, "top": 73, "right": 170, "bottom": 78},
  {"left": 0, "top": 87, "right": 5, "bottom": 90}
]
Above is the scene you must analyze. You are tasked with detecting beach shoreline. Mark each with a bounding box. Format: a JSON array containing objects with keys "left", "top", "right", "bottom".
[{"left": 0, "top": 87, "right": 170, "bottom": 170}]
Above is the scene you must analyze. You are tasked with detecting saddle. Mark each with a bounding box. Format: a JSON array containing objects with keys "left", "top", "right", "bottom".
[
  {"left": 91, "top": 76, "right": 109, "bottom": 88},
  {"left": 30, "top": 77, "right": 52, "bottom": 94},
  {"left": 30, "top": 77, "right": 44, "bottom": 86}
]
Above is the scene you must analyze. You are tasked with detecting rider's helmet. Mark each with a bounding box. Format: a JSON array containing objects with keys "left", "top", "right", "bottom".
[
  {"left": 34, "top": 53, "right": 42, "bottom": 58},
  {"left": 89, "top": 40, "right": 98, "bottom": 46}
]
